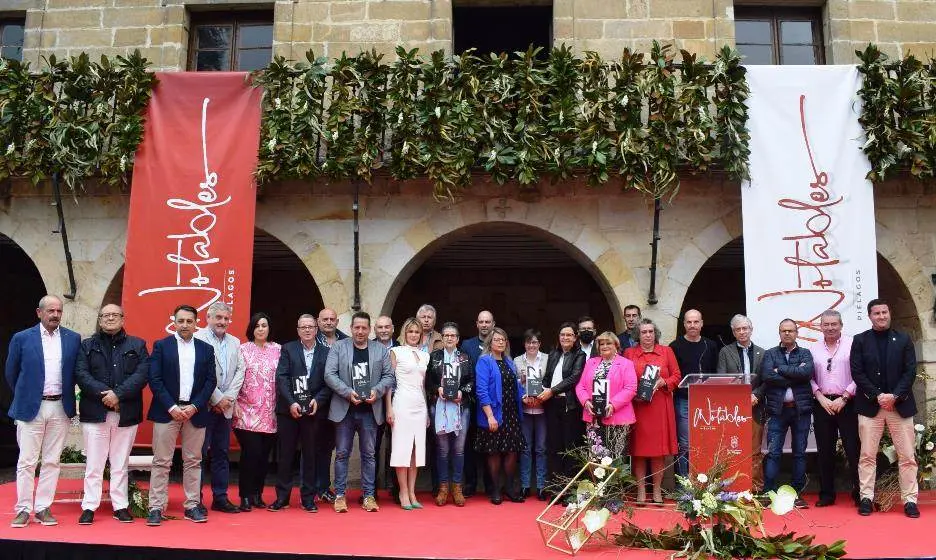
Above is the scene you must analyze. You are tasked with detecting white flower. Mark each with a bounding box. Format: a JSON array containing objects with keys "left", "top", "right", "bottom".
[
  {"left": 566, "top": 502, "right": 579, "bottom": 513},
  {"left": 915, "top": 424, "right": 926, "bottom": 433},
  {"left": 600, "top": 456, "right": 613, "bottom": 467},
  {"left": 434, "top": 106, "right": 441, "bottom": 118},
  {"left": 591, "top": 140, "right": 598, "bottom": 153},
  {"left": 401, "top": 141, "right": 409, "bottom": 156},
  {"left": 397, "top": 112, "right": 404, "bottom": 125},
  {"left": 559, "top": 110, "right": 564, "bottom": 124},
  {"left": 691, "top": 499, "right": 703, "bottom": 513},
  {"left": 5, "top": 143, "right": 13, "bottom": 155},
  {"left": 768, "top": 485, "right": 798, "bottom": 516},
  {"left": 274, "top": 97, "right": 282, "bottom": 109},
  {"left": 569, "top": 528, "right": 586, "bottom": 551},
  {"left": 696, "top": 473, "right": 708, "bottom": 484},
  {"left": 488, "top": 149, "right": 497, "bottom": 161},
  {"left": 267, "top": 138, "right": 276, "bottom": 151},
  {"left": 594, "top": 467, "right": 606, "bottom": 479},
  {"left": 926, "top": 442, "right": 935, "bottom": 451},
  {"left": 582, "top": 508, "right": 610, "bottom": 533}
]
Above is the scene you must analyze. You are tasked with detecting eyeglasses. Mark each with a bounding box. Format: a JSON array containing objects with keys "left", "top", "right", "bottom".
[
  {"left": 298, "top": 326, "right": 316, "bottom": 331},
  {"left": 442, "top": 333, "right": 458, "bottom": 338},
  {"left": 99, "top": 313, "right": 123, "bottom": 319}
]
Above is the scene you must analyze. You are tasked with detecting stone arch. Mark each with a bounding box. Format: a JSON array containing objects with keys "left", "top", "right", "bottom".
[{"left": 375, "top": 198, "right": 633, "bottom": 334}]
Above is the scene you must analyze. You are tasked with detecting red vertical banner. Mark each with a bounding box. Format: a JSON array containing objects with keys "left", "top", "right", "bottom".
[
  {"left": 122, "top": 73, "right": 261, "bottom": 447},
  {"left": 689, "top": 381, "right": 753, "bottom": 491}
]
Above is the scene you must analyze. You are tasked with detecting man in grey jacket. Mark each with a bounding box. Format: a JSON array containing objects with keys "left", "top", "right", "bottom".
[
  {"left": 194, "top": 302, "right": 246, "bottom": 514},
  {"left": 324, "top": 311, "right": 394, "bottom": 513}
]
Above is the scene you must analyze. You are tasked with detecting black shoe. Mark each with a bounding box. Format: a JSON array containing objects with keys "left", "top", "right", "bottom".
[
  {"left": 463, "top": 486, "right": 476, "bottom": 498},
  {"left": 858, "top": 498, "right": 873, "bottom": 516},
  {"left": 537, "top": 489, "right": 549, "bottom": 501},
  {"left": 793, "top": 498, "right": 809, "bottom": 509},
  {"left": 195, "top": 502, "right": 208, "bottom": 515},
  {"left": 490, "top": 490, "right": 503, "bottom": 505},
  {"left": 112, "top": 509, "right": 133, "bottom": 523},
  {"left": 521, "top": 487, "right": 530, "bottom": 498},
  {"left": 268, "top": 499, "right": 289, "bottom": 511},
  {"left": 253, "top": 494, "right": 268, "bottom": 509},
  {"left": 211, "top": 498, "right": 240, "bottom": 514},
  {"left": 815, "top": 497, "right": 835, "bottom": 508},
  {"left": 320, "top": 489, "right": 337, "bottom": 504},
  {"left": 904, "top": 502, "right": 920, "bottom": 518},
  {"left": 78, "top": 509, "right": 94, "bottom": 525},
  {"left": 504, "top": 489, "right": 525, "bottom": 503},
  {"left": 301, "top": 501, "right": 319, "bottom": 513},
  {"left": 146, "top": 510, "right": 162, "bottom": 527},
  {"left": 184, "top": 507, "right": 207, "bottom": 523},
  {"left": 239, "top": 498, "right": 253, "bottom": 512}
]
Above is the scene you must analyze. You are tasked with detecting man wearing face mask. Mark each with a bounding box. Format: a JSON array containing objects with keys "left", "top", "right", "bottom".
[{"left": 578, "top": 317, "right": 599, "bottom": 359}]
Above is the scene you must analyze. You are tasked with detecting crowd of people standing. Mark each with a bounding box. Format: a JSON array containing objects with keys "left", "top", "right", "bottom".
[{"left": 3, "top": 294, "right": 922, "bottom": 528}]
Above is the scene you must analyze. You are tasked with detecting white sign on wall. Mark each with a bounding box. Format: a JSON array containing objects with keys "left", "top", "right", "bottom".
[{"left": 742, "top": 65, "right": 878, "bottom": 348}]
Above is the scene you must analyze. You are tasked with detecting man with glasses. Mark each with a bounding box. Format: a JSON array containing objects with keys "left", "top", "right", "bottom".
[
  {"left": 809, "top": 309, "right": 859, "bottom": 508},
  {"left": 761, "top": 319, "right": 814, "bottom": 509},
  {"left": 75, "top": 304, "right": 149, "bottom": 525}
]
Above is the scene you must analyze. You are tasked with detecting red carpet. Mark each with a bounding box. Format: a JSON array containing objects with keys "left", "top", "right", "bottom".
[{"left": 0, "top": 480, "right": 932, "bottom": 559}]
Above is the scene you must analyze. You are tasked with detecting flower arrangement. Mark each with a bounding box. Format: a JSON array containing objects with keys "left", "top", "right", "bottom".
[
  {"left": 563, "top": 423, "right": 633, "bottom": 513},
  {"left": 615, "top": 461, "right": 847, "bottom": 559}
]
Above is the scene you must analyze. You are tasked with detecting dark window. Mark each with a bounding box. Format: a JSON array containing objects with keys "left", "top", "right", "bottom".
[
  {"left": 188, "top": 11, "right": 272, "bottom": 71},
  {"left": 0, "top": 18, "right": 25, "bottom": 62},
  {"left": 453, "top": 2, "right": 552, "bottom": 56},
  {"left": 734, "top": 7, "right": 824, "bottom": 65}
]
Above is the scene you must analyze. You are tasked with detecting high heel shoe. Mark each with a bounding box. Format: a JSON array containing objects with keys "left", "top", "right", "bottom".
[
  {"left": 401, "top": 503, "right": 415, "bottom": 510},
  {"left": 490, "top": 490, "right": 503, "bottom": 505},
  {"left": 504, "top": 489, "right": 525, "bottom": 503},
  {"left": 411, "top": 501, "right": 423, "bottom": 509}
]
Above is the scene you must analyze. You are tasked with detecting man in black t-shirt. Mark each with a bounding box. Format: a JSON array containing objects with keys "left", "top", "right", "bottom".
[{"left": 669, "top": 309, "right": 719, "bottom": 477}]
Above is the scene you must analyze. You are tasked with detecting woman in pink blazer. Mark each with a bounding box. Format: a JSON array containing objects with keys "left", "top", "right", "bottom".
[{"left": 575, "top": 331, "right": 638, "bottom": 427}]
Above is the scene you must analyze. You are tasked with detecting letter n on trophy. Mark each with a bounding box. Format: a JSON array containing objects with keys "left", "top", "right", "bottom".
[
  {"left": 526, "top": 365, "right": 543, "bottom": 397},
  {"left": 352, "top": 362, "right": 371, "bottom": 397},
  {"left": 442, "top": 362, "right": 460, "bottom": 400},
  {"left": 592, "top": 377, "right": 608, "bottom": 418},
  {"left": 637, "top": 364, "right": 660, "bottom": 402},
  {"left": 292, "top": 376, "right": 312, "bottom": 414}
]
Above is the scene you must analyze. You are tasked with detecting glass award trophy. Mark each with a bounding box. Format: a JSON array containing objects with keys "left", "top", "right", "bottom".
[
  {"left": 442, "top": 362, "right": 460, "bottom": 399},
  {"left": 637, "top": 364, "right": 660, "bottom": 402},
  {"left": 526, "top": 365, "right": 544, "bottom": 397},
  {"left": 292, "top": 375, "right": 312, "bottom": 414},
  {"left": 592, "top": 376, "right": 608, "bottom": 418},
  {"left": 352, "top": 362, "right": 371, "bottom": 397}
]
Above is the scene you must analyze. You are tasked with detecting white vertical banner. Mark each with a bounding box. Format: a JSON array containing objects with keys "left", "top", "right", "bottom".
[{"left": 742, "top": 66, "right": 877, "bottom": 349}]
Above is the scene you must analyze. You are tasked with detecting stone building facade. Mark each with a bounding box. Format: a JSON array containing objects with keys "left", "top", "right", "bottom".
[{"left": 1, "top": 0, "right": 935, "bottom": 435}]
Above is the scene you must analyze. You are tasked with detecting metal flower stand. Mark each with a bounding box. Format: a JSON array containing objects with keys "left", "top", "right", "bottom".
[{"left": 535, "top": 461, "right": 619, "bottom": 555}]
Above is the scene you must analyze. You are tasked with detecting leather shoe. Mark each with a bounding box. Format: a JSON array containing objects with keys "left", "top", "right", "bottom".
[
  {"left": 538, "top": 489, "right": 549, "bottom": 501},
  {"left": 267, "top": 499, "right": 290, "bottom": 511},
  {"left": 462, "top": 487, "right": 476, "bottom": 498},
  {"left": 239, "top": 498, "right": 253, "bottom": 512},
  {"left": 521, "top": 487, "right": 530, "bottom": 498},
  {"left": 112, "top": 509, "right": 133, "bottom": 523},
  {"left": 504, "top": 489, "right": 525, "bottom": 503},
  {"left": 253, "top": 494, "right": 268, "bottom": 509},
  {"left": 211, "top": 498, "right": 240, "bottom": 514},
  {"left": 301, "top": 501, "right": 319, "bottom": 513},
  {"left": 78, "top": 509, "right": 94, "bottom": 525},
  {"left": 184, "top": 507, "right": 207, "bottom": 523},
  {"left": 858, "top": 497, "right": 873, "bottom": 516},
  {"left": 904, "top": 502, "right": 920, "bottom": 518},
  {"left": 146, "top": 509, "right": 162, "bottom": 527},
  {"left": 793, "top": 498, "right": 809, "bottom": 509},
  {"left": 490, "top": 490, "right": 503, "bottom": 505},
  {"left": 815, "top": 497, "right": 835, "bottom": 508}
]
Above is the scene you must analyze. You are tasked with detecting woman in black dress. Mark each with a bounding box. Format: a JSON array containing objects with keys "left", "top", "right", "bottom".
[{"left": 474, "top": 327, "right": 526, "bottom": 504}]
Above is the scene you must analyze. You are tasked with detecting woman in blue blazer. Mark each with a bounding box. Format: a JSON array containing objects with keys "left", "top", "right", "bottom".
[{"left": 474, "top": 327, "right": 525, "bottom": 505}]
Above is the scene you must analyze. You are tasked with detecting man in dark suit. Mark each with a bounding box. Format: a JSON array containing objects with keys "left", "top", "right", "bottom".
[
  {"left": 460, "top": 310, "right": 494, "bottom": 363},
  {"left": 269, "top": 314, "right": 331, "bottom": 512},
  {"left": 75, "top": 303, "right": 149, "bottom": 525},
  {"left": 716, "top": 314, "right": 766, "bottom": 491},
  {"left": 761, "top": 319, "right": 813, "bottom": 509},
  {"left": 5, "top": 295, "right": 80, "bottom": 528},
  {"left": 617, "top": 305, "right": 641, "bottom": 350},
  {"left": 851, "top": 299, "right": 920, "bottom": 518},
  {"left": 146, "top": 304, "right": 217, "bottom": 526},
  {"left": 459, "top": 309, "right": 494, "bottom": 496}
]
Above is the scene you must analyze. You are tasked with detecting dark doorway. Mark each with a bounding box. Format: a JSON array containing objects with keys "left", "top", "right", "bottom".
[
  {"left": 453, "top": 2, "right": 553, "bottom": 56},
  {"left": 104, "top": 229, "right": 323, "bottom": 346},
  {"left": 0, "top": 234, "right": 47, "bottom": 466},
  {"left": 389, "top": 223, "right": 615, "bottom": 352},
  {"left": 678, "top": 237, "right": 745, "bottom": 345}
]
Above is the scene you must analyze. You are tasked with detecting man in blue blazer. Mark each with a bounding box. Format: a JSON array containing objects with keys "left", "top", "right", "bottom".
[
  {"left": 5, "top": 295, "right": 80, "bottom": 528},
  {"left": 146, "top": 304, "right": 216, "bottom": 526}
]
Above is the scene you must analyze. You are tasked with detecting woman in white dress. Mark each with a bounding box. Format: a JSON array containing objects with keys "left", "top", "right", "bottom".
[{"left": 385, "top": 317, "right": 430, "bottom": 510}]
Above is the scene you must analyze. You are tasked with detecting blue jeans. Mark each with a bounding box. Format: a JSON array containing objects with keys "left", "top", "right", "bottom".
[
  {"left": 435, "top": 407, "right": 471, "bottom": 485},
  {"left": 764, "top": 407, "right": 811, "bottom": 493},
  {"left": 674, "top": 394, "right": 689, "bottom": 477},
  {"left": 334, "top": 408, "right": 378, "bottom": 498},
  {"left": 201, "top": 412, "right": 232, "bottom": 500},
  {"left": 520, "top": 412, "right": 547, "bottom": 489}
]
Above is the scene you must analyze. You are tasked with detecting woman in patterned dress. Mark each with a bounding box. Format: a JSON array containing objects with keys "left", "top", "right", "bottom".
[
  {"left": 474, "top": 327, "right": 526, "bottom": 505},
  {"left": 233, "top": 312, "right": 281, "bottom": 511}
]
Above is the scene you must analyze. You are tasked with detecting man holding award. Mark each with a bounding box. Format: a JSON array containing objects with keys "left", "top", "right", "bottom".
[
  {"left": 325, "top": 312, "right": 395, "bottom": 513},
  {"left": 270, "top": 314, "right": 332, "bottom": 512}
]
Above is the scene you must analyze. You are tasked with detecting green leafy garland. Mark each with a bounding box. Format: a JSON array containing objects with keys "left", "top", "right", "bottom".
[
  {"left": 2, "top": 44, "right": 753, "bottom": 198},
  {"left": 856, "top": 44, "right": 936, "bottom": 181}
]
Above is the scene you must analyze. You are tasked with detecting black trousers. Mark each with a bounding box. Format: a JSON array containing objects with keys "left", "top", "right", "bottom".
[
  {"left": 274, "top": 413, "right": 317, "bottom": 503},
  {"left": 545, "top": 398, "right": 586, "bottom": 481},
  {"left": 312, "top": 409, "right": 335, "bottom": 495},
  {"left": 813, "top": 399, "right": 860, "bottom": 501},
  {"left": 234, "top": 428, "right": 274, "bottom": 502}
]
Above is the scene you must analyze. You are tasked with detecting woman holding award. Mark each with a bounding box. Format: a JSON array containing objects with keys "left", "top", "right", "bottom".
[
  {"left": 575, "top": 331, "right": 638, "bottom": 434},
  {"left": 234, "top": 312, "right": 281, "bottom": 511},
  {"left": 474, "top": 327, "right": 526, "bottom": 505},
  {"left": 514, "top": 329, "right": 549, "bottom": 500},
  {"left": 386, "top": 318, "right": 430, "bottom": 510},
  {"left": 426, "top": 322, "right": 475, "bottom": 506},
  {"left": 624, "top": 318, "right": 681, "bottom": 504}
]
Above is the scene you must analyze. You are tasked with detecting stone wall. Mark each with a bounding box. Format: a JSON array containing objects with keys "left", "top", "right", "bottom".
[{"left": 12, "top": 0, "right": 936, "bottom": 70}]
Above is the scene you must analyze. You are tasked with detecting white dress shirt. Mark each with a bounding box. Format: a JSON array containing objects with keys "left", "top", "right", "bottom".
[
  {"left": 550, "top": 354, "right": 565, "bottom": 390},
  {"left": 40, "top": 326, "right": 63, "bottom": 396},
  {"left": 176, "top": 333, "right": 196, "bottom": 402}
]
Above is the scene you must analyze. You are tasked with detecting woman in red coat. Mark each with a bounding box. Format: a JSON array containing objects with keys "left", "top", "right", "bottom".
[{"left": 624, "top": 318, "right": 681, "bottom": 504}]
